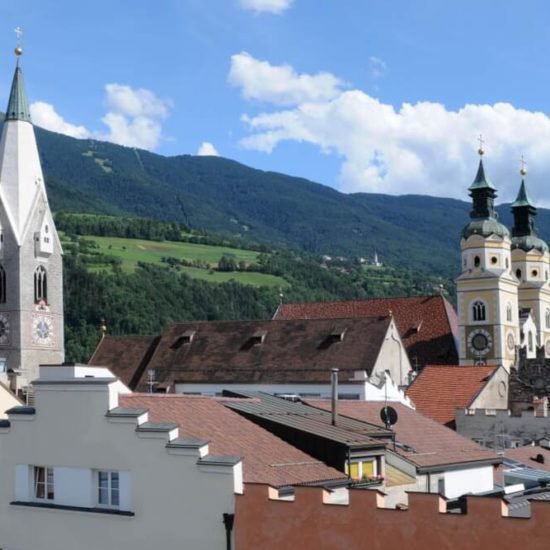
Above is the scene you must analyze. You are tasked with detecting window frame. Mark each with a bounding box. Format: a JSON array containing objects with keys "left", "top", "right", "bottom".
[
  {"left": 472, "top": 300, "right": 486, "bottom": 322},
  {"left": 96, "top": 470, "right": 120, "bottom": 509},
  {"left": 33, "top": 466, "right": 54, "bottom": 502}
]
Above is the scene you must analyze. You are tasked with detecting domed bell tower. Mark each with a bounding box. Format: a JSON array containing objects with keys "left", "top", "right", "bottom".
[
  {"left": 456, "top": 141, "right": 519, "bottom": 371},
  {"left": 510, "top": 159, "right": 550, "bottom": 357}
]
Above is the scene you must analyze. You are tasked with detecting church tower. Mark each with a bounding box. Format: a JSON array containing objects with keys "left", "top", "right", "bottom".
[
  {"left": 456, "top": 145, "right": 519, "bottom": 371},
  {"left": 0, "top": 47, "right": 64, "bottom": 391},
  {"left": 510, "top": 164, "right": 550, "bottom": 357}
]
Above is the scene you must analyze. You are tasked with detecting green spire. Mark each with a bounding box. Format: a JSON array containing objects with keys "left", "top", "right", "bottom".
[
  {"left": 5, "top": 64, "right": 32, "bottom": 123},
  {"left": 468, "top": 159, "right": 496, "bottom": 191},
  {"left": 511, "top": 179, "right": 534, "bottom": 208}
]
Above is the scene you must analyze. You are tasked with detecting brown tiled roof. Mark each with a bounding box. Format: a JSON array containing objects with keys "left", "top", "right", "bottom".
[
  {"left": 100, "top": 317, "right": 391, "bottom": 391},
  {"left": 406, "top": 365, "right": 498, "bottom": 426},
  {"left": 306, "top": 400, "right": 499, "bottom": 470},
  {"left": 121, "top": 394, "right": 346, "bottom": 488},
  {"left": 89, "top": 335, "right": 159, "bottom": 388},
  {"left": 274, "top": 295, "right": 459, "bottom": 367},
  {"left": 504, "top": 446, "right": 550, "bottom": 472}
]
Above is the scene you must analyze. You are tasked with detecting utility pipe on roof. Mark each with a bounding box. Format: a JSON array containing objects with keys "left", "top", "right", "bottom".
[{"left": 331, "top": 368, "right": 339, "bottom": 426}]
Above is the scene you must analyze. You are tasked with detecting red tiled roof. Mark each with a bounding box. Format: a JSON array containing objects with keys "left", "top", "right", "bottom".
[
  {"left": 406, "top": 365, "right": 498, "bottom": 426},
  {"left": 307, "top": 400, "right": 499, "bottom": 469},
  {"left": 274, "top": 295, "right": 458, "bottom": 367},
  {"left": 121, "top": 394, "right": 346, "bottom": 488}
]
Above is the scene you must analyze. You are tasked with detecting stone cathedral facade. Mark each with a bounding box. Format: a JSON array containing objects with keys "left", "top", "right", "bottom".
[
  {"left": 0, "top": 58, "right": 64, "bottom": 391},
  {"left": 457, "top": 152, "right": 550, "bottom": 372}
]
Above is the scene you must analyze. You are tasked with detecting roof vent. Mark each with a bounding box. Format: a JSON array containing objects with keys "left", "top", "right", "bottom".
[
  {"left": 319, "top": 328, "right": 347, "bottom": 349},
  {"left": 171, "top": 330, "right": 196, "bottom": 349}
]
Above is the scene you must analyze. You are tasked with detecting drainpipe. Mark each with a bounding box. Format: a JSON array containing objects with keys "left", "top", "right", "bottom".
[
  {"left": 222, "top": 513, "right": 234, "bottom": 550},
  {"left": 331, "top": 368, "right": 339, "bottom": 426}
]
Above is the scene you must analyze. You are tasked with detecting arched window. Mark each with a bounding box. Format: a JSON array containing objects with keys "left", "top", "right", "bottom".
[
  {"left": 528, "top": 331, "right": 534, "bottom": 352},
  {"left": 506, "top": 303, "right": 512, "bottom": 323},
  {"left": 34, "top": 266, "right": 47, "bottom": 303},
  {"left": 516, "top": 268, "right": 522, "bottom": 280},
  {"left": 0, "top": 265, "right": 5, "bottom": 304},
  {"left": 546, "top": 309, "right": 550, "bottom": 329},
  {"left": 474, "top": 256, "right": 481, "bottom": 268},
  {"left": 472, "top": 301, "right": 486, "bottom": 322}
]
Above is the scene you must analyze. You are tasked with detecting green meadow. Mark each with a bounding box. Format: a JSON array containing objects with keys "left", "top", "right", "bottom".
[{"left": 81, "top": 236, "right": 287, "bottom": 288}]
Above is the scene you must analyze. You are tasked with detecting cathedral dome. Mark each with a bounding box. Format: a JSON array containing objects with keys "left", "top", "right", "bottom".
[
  {"left": 461, "top": 218, "right": 510, "bottom": 240},
  {"left": 511, "top": 234, "right": 549, "bottom": 254}
]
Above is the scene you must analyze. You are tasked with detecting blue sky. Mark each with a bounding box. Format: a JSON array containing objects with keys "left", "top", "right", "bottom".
[{"left": 2, "top": 0, "right": 550, "bottom": 204}]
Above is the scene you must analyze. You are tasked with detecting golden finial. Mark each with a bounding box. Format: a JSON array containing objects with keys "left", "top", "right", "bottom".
[
  {"left": 14, "top": 27, "right": 23, "bottom": 57},
  {"left": 99, "top": 318, "right": 107, "bottom": 338},
  {"left": 477, "top": 134, "right": 485, "bottom": 156},
  {"left": 520, "top": 155, "right": 528, "bottom": 177}
]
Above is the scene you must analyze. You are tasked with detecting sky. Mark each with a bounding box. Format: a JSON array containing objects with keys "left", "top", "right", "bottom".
[{"left": 2, "top": 0, "right": 550, "bottom": 205}]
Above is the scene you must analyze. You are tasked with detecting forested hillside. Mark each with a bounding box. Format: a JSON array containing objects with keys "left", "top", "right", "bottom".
[
  {"left": 11, "top": 123, "right": 547, "bottom": 280},
  {"left": 60, "top": 215, "right": 451, "bottom": 361}
]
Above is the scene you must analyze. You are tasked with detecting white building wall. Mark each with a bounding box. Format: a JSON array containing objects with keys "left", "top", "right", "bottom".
[
  {"left": 443, "top": 466, "right": 494, "bottom": 499},
  {"left": 0, "top": 370, "right": 239, "bottom": 550}
]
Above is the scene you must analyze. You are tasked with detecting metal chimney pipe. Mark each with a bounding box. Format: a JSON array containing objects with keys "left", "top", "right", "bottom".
[{"left": 331, "top": 368, "right": 339, "bottom": 426}]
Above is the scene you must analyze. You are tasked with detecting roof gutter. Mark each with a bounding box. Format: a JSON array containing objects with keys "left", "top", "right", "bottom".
[{"left": 416, "top": 457, "right": 503, "bottom": 475}]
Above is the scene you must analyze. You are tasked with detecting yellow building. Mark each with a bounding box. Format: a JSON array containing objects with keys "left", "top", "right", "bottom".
[{"left": 456, "top": 155, "right": 519, "bottom": 371}]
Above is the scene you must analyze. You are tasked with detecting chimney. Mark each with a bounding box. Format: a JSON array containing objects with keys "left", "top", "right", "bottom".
[
  {"left": 331, "top": 368, "right": 339, "bottom": 426},
  {"left": 534, "top": 396, "right": 548, "bottom": 418}
]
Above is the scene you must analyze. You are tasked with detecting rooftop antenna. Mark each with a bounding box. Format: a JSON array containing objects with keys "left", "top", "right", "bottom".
[
  {"left": 330, "top": 368, "right": 339, "bottom": 426},
  {"left": 147, "top": 369, "right": 157, "bottom": 394}
]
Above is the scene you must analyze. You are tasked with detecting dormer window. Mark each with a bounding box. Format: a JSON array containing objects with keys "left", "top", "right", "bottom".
[
  {"left": 170, "top": 330, "right": 196, "bottom": 349},
  {"left": 251, "top": 330, "right": 267, "bottom": 345}
]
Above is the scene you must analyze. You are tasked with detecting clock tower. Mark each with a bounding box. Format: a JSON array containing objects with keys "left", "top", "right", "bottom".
[
  {"left": 456, "top": 146, "right": 519, "bottom": 371},
  {"left": 0, "top": 49, "right": 64, "bottom": 391}
]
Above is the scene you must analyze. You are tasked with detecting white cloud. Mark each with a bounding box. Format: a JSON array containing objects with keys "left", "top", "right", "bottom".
[
  {"left": 229, "top": 52, "right": 344, "bottom": 106},
  {"left": 197, "top": 142, "right": 220, "bottom": 156},
  {"left": 30, "top": 101, "right": 90, "bottom": 139},
  {"left": 233, "top": 53, "right": 550, "bottom": 205},
  {"left": 101, "top": 84, "right": 171, "bottom": 149},
  {"left": 368, "top": 56, "right": 387, "bottom": 80},
  {"left": 239, "top": 0, "right": 293, "bottom": 14},
  {"left": 30, "top": 85, "right": 171, "bottom": 151}
]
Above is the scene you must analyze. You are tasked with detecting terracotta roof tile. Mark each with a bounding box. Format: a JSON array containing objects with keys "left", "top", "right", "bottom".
[
  {"left": 121, "top": 394, "right": 346, "bottom": 488},
  {"left": 406, "top": 365, "right": 498, "bottom": 426},
  {"left": 307, "top": 400, "right": 499, "bottom": 469},
  {"left": 274, "top": 295, "right": 458, "bottom": 367}
]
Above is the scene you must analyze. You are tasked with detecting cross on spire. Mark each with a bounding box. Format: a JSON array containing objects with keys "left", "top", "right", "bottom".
[
  {"left": 14, "top": 27, "right": 22, "bottom": 45},
  {"left": 520, "top": 154, "right": 528, "bottom": 177},
  {"left": 477, "top": 134, "right": 485, "bottom": 156}
]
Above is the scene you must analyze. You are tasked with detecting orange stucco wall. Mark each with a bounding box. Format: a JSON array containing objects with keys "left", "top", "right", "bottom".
[{"left": 235, "top": 484, "right": 550, "bottom": 550}]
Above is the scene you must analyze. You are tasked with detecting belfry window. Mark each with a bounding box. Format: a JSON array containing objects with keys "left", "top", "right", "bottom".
[
  {"left": 474, "top": 256, "right": 481, "bottom": 268},
  {"left": 34, "top": 266, "right": 47, "bottom": 304},
  {"left": 472, "top": 301, "right": 486, "bottom": 322},
  {"left": 506, "top": 304, "right": 512, "bottom": 323},
  {"left": 546, "top": 309, "right": 550, "bottom": 329},
  {"left": 0, "top": 265, "right": 5, "bottom": 304},
  {"left": 528, "top": 332, "right": 534, "bottom": 352}
]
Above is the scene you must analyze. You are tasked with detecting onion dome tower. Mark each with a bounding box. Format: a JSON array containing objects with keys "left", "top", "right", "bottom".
[
  {"left": 511, "top": 160, "right": 550, "bottom": 356},
  {"left": 456, "top": 139, "right": 519, "bottom": 371},
  {"left": 0, "top": 31, "right": 64, "bottom": 393}
]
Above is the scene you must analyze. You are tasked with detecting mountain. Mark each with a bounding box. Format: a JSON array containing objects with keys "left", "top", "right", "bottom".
[{"left": 20, "top": 123, "right": 550, "bottom": 278}]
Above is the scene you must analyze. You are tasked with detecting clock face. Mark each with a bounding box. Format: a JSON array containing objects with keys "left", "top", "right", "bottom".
[
  {"left": 0, "top": 313, "right": 10, "bottom": 345},
  {"left": 507, "top": 333, "right": 515, "bottom": 351},
  {"left": 32, "top": 315, "right": 54, "bottom": 346},
  {"left": 468, "top": 329, "right": 492, "bottom": 356}
]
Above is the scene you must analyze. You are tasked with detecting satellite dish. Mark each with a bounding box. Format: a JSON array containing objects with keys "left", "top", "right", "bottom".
[{"left": 380, "top": 406, "right": 398, "bottom": 428}]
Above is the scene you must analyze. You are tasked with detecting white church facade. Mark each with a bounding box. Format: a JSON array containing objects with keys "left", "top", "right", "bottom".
[{"left": 0, "top": 52, "right": 64, "bottom": 393}]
